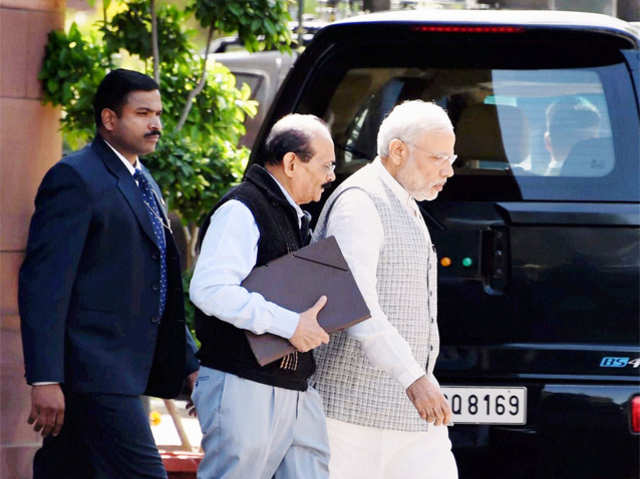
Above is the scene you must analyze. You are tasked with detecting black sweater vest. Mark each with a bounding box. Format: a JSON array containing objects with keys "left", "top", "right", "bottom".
[{"left": 194, "top": 165, "right": 314, "bottom": 391}]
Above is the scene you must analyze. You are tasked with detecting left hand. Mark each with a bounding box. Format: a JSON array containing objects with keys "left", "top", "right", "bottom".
[
  {"left": 406, "top": 375, "right": 452, "bottom": 426},
  {"left": 184, "top": 370, "right": 198, "bottom": 417},
  {"left": 29, "top": 384, "right": 65, "bottom": 437}
]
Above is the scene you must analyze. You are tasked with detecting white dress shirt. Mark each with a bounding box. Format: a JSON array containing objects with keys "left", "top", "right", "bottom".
[
  {"left": 104, "top": 139, "right": 149, "bottom": 181},
  {"left": 324, "top": 158, "right": 432, "bottom": 389},
  {"left": 189, "top": 172, "right": 304, "bottom": 339}
]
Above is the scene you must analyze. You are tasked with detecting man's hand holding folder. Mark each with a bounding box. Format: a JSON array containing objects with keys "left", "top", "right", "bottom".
[
  {"left": 290, "top": 295, "right": 330, "bottom": 352},
  {"left": 242, "top": 236, "right": 371, "bottom": 366}
]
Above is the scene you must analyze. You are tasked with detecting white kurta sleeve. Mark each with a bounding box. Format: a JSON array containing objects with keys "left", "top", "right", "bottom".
[
  {"left": 189, "top": 200, "right": 300, "bottom": 339},
  {"left": 325, "top": 190, "right": 426, "bottom": 389}
]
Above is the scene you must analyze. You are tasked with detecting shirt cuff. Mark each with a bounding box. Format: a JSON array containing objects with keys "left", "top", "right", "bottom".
[
  {"left": 32, "top": 382, "right": 59, "bottom": 386},
  {"left": 265, "top": 304, "right": 301, "bottom": 339},
  {"left": 398, "top": 363, "right": 427, "bottom": 390}
]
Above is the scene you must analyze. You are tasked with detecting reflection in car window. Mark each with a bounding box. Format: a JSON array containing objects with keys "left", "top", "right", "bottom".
[{"left": 490, "top": 69, "right": 612, "bottom": 178}]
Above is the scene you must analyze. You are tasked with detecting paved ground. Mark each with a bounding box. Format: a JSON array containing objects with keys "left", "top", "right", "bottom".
[{"left": 149, "top": 398, "right": 203, "bottom": 449}]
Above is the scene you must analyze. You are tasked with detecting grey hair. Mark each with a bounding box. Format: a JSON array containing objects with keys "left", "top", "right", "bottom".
[
  {"left": 376, "top": 100, "right": 454, "bottom": 158},
  {"left": 265, "top": 114, "right": 329, "bottom": 165}
]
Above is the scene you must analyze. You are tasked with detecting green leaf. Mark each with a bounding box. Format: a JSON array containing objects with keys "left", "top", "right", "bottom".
[
  {"left": 227, "top": 2, "right": 241, "bottom": 16},
  {"left": 264, "top": 19, "right": 276, "bottom": 36},
  {"left": 46, "top": 78, "right": 58, "bottom": 94}
]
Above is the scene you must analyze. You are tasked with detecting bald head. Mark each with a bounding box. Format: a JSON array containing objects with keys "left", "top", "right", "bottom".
[{"left": 265, "top": 114, "right": 330, "bottom": 166}]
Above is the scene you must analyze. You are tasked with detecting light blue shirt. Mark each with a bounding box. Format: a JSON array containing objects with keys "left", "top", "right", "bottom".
[{"left": 189, "top": 172, "right": 302, "bottom": 339}]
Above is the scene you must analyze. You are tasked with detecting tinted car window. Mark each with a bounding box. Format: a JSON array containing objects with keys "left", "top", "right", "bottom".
[
  {"left": 234, "top": 73, "right": 264, "bottom": 100},
  {"left": 295, "top": 34, "right": 639, "bottom": 202}
]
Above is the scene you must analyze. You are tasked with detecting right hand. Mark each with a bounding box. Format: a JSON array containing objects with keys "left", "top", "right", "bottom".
[
  {"left": 185, "top": 370, "right": 199, "bottom": 418},
  {"left": 28, "top": 384, "right": 65, "bottom": 437},
  {"left": 289, "top": 295, "right": 330, "bottom": 352}
]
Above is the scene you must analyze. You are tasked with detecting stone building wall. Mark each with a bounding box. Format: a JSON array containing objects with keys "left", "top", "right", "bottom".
[{"left": 0, "top": 1, "right": 64, "bottom": 477}]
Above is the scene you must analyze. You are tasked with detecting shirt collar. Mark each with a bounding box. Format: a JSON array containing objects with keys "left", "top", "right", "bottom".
[
  {"left": 103, "top": 140, "right": 141, "bottom": 175},
  {"left": 265, "top": 170, "right": 305, "bottom": 225},
  {"left": 372, "top": 157, "right": 419, "bottom": 215}
]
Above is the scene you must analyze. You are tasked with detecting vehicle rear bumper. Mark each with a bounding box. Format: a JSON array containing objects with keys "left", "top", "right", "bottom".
[{"left": 446, "top": 382, "right": 639, "bottom": 479}]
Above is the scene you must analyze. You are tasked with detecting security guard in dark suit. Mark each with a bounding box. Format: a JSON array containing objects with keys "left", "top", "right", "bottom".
[{"left": 19, "top": 69, "right": 199, "bottom": 478}]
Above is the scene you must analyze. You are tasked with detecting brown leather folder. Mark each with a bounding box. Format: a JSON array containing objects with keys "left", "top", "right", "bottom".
[{"left": 242, "top": 236, "right": 371, "bottom": 366}]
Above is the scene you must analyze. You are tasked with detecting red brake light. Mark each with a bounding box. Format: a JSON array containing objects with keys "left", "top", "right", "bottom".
[
  {"left": 411, "top": 26, "right": 525, "bottom": 34},
  {"left": 632, "top": 396, "right": 640, "bottom": 433}
]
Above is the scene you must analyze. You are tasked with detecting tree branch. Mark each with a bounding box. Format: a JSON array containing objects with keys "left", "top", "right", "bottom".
[
  {"left": 103, "top": 0, "right": 113, "bottom": 69},
  {"left": 151, "top": 0, "right": 160, "bottom": 83},
  {"left": 188, "top": 224, "right": 200, "bottom": 268},
  {"left": 175, "top": 23, "right": 215, "bottom": 132}
]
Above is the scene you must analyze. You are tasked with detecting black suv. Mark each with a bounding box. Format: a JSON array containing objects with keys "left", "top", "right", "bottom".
[{"left": 248, "top": 9, "right": 640, "bottom": 479}]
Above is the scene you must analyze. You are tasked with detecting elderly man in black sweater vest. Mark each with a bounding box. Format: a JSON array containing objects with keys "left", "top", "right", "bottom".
[{"left": 189, "top": 114, "right": 336, "bottom": 478}]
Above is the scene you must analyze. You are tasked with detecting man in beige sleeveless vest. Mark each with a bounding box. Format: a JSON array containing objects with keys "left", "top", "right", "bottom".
[{"left": 313, "top": 100, "right": 457, "bottom": 478}]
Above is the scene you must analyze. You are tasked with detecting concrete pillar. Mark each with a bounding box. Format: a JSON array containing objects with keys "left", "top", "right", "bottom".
[{"left": 0, "top": 1, "right": 64, "bottom": 477}]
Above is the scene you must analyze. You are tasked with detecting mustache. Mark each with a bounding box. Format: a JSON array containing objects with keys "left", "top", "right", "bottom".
[
  {"left": 322, "top": 180, "right": 334, "bottom": 188},
  {"left": 145, "top": 130, "right": 162, "bottom": 138}
]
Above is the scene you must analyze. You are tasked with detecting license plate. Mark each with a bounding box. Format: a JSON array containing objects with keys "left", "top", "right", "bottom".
[{"left": 440, "top": 386, "right": 527, "bottom": 424}]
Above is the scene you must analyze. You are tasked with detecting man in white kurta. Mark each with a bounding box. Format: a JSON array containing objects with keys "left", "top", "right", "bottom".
[{"left": 313, "top": 100, "right": 458, "bottom": 479}]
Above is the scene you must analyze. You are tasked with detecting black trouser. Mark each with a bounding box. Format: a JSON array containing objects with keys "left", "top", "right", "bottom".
[{"left": 34, "top": 392, "right": 166, "bottom": 479}]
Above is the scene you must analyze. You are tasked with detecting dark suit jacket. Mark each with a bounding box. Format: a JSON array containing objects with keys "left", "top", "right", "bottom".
[{"left": 19, "top": 136, "right": 198, "bottom": 398}]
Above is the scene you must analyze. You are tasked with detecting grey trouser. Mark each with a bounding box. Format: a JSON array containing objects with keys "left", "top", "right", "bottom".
[{"left": 192, "top": 366, "right": 330, "bottom": 479}]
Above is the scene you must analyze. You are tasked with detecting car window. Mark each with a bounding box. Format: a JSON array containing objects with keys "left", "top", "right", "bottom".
[
  {"left": 294, "top": 35, "right": 639, "bottom": 202},
  {"left": 234, "top": 73, "right": 264, "bottom": 101},
  {"left": 463, "top": 69, "right": 613, "bottom": 179}
]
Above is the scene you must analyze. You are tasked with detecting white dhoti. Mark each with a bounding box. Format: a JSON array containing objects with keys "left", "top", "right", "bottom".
[{"left": 326, "top": 417, "right": 457, "bottom": 479}]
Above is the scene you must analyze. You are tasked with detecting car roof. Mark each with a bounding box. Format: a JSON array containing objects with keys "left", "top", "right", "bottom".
[
  {"left": 331, "top": 9, "right": 640, "bottom": 41},
  {"left": 212, "top": 49, "right": 297, "bottom": 65}
]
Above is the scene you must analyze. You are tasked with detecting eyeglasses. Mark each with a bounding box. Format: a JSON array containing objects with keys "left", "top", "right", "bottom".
[
  {"left": 297, "top": 154, "right": 336, "bottom": 174},
  {"left": 324, "top": 162, "right": 336, "bottom": 173},
  {"left": 402, "top": 140, "right": 457, "bottom": 166}
]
